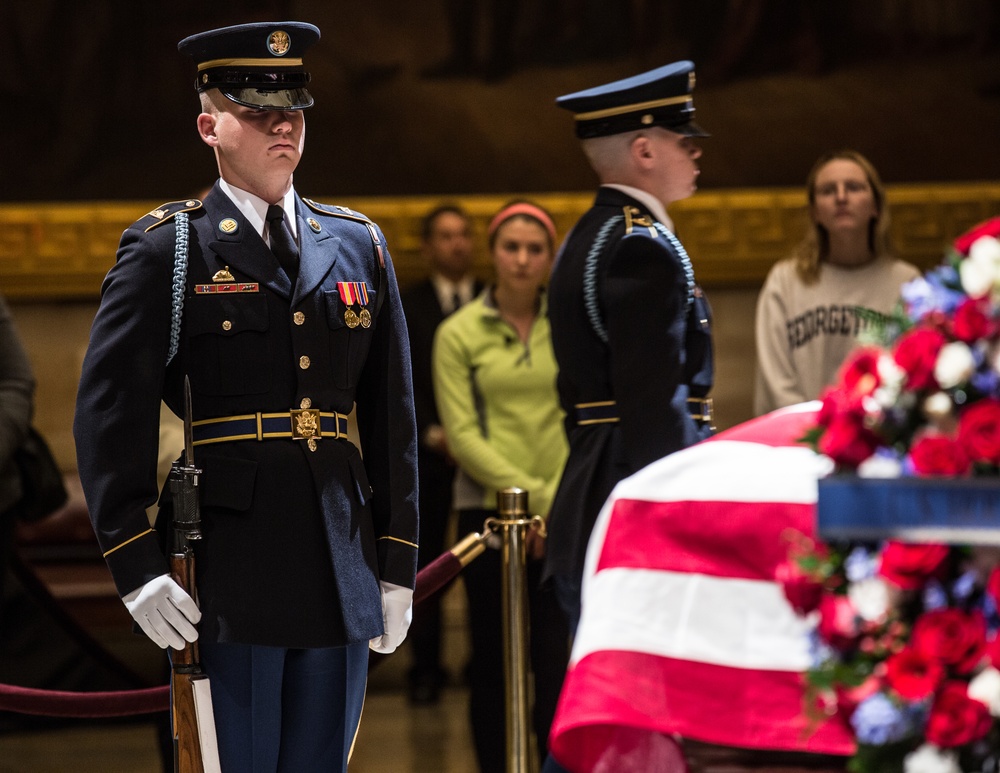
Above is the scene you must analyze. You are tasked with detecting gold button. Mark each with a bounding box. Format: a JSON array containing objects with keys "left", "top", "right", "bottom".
[
  {"left": 299, "top": 355, "right": 311, "bottom": 370},
  {"left": 293, "top": 311, "right": 305, "bottom": 325},
  {"left": 300, "top": 397, "right": 312, "bottom": 409},
  {"left": 307, "top": 438, "right": 318, "bottom": 452},
  {"left": 222, "top": 320, "right": 232, "bottom": 331}
]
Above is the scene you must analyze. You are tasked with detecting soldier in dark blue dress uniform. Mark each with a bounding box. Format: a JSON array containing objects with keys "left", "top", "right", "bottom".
[
  {"left": 544, "top": 62, "right": 715, "bottom": 636},
  {"left": 72, "top": 22, "right": 418, "bottom": 772}
]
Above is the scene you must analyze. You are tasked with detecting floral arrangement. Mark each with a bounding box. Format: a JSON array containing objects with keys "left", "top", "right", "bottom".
[
  {"left": 781, "top": 534, "right": 1000, "bottom": 772},
  {"left": 784, "top": 218, "right": 1000, "bottom": 771},
  {"left": 804, "top": 216, "right": 1000, "bottom": 477}
]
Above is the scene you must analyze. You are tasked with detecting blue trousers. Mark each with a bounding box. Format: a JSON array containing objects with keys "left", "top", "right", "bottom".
[{"left": 195, "top": 638, "right": 369, "bottom": 773}]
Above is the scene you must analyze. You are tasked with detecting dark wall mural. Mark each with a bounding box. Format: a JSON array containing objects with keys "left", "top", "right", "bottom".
[{"left": 3, "top": 0, "right": 1000, "bottom": 202}]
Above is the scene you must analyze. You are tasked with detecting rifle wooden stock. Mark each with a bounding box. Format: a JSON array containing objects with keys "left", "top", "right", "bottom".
[{"left": 170, "top": 549, "right": 212, "bottom": 773}]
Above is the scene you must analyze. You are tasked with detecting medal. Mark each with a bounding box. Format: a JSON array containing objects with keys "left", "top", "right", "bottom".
[
  {"left": 344, "top": 308, "right": 360, "bottom": 328},
  {"left": 359, "top": 309, "right": 372, "bottom": 328}
]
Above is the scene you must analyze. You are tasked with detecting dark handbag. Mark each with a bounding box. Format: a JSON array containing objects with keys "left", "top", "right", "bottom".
[{"left": 10, "top": 427, "right": 68, "bottom": 522}]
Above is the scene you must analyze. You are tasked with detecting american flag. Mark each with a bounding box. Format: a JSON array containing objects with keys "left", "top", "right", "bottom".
[{"left": 547, "top": 403, "right": 856, "bottom": 771}]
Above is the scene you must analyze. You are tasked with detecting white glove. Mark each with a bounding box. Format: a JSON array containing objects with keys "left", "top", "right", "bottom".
[
  {"left": 369, "top": 580, "right": 413, "bottom": 654},
  {"left": 122, "top": 573, "right": 201, "bottom": 650}
]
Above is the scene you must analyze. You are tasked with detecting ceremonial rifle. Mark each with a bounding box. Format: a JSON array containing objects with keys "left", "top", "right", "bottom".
[{"left": 168, "top": 377, "right": 220, "bottom": 773}]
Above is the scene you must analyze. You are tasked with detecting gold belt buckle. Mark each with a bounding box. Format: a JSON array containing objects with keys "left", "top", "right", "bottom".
[{"left": 290, "top": 409, "right": 322, "bottom": 441}]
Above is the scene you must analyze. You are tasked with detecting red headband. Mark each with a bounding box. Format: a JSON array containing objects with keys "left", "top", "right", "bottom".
[{"left": 487, "top": 203, "right": 557, "bottom": 243}]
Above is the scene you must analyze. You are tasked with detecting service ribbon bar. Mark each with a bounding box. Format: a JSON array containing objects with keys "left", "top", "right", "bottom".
[{"left": 337, "top": 281, "right": 370, "bottom": 305}]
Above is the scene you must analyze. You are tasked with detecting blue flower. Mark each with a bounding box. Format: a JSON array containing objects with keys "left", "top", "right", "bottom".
[
  {"left": 845, "top": 546, "right": 879, "bottom": 583},
  {"left": 979, "top": 589, "right": 1000, "bottom": 633},
  {"left": 901, "top": 277, "right": 939, "bottom": 320},
  {"left": 923, "top": 579, "right": 948, "bottom": 610},
  {"left": 902, "top": 270, "right": 965, "bottom": 322},
  {"left": 807, "top": 629, "right": 836, "bottom": 669},
  {"left": 971, "top": 367, "right": 1000, "bottom": 398},
  {"left": 951, "top": 570, "right": 977, "bottom": 602},
  {"left": 850, "top": 692, "right": 919, "bottom": 745}
]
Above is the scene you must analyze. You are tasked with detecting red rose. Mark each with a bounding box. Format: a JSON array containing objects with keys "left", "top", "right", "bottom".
[
  {"left": 775, "top": 560, "right": 824, "bottom": 615},
  {"left": 958, "top": 398, "right": 1000, "bottom": 465},
  {"left": 909, "top": 433, "right": 971, "bottom": 477},
  {"left": 816, "top": 385, "right": 864, "bottom": 428},
  {"left": 953, "top": 216, "right": 1000, "bottom": 256},
  {"left": 818, "top": 413, "right": 881, "bottom": 468},
  {"left": 893, "top": 327, "right": 947, "bottom": 392},
  {"left": 878, "top": 542, "right": 950, "bottom": 590},
  {"left": 912, "top": 608, "right": 988, "bottom": 674},
  {"left": 951, "top": 297, "right": 993, "bottom": 344},
  {"left": 986, "top": 633, "right": 1000, "bottom": 670},
  {"left": 925, "top": 681, "right": 993, "bottom": 748},
  {"left": 839, "top": 347, "right": 882, "bottom": 395},
  {"left": 884, "top": 647, "right": 946, "bottom": 701},
  {"left": 817, "top": 594, "right": 860, "bottom": 651}
]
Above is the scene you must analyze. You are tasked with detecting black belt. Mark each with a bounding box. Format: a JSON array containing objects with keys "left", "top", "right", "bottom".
[
  {"left": 191, "top": 410, "right": 350, "bottom": 447},
  {"left": 574, "top": 398, "right": 714, "bottom": 428}
]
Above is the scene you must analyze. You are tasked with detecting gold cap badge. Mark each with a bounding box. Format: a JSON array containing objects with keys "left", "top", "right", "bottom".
[{"left": 268, "top": 30, "right": 291, "bottom": 56}]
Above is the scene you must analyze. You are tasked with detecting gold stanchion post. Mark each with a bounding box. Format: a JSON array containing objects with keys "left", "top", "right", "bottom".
[{"left": 491, "top": 487, "right": 546, "bottom": 773}]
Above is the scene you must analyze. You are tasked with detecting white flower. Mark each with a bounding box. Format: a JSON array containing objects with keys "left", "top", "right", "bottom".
[
  {"left": 847, "top": 577, "right": 890, "bottom": 622},
  {"left": 922, "top": 391, "right": 954, "bottom": 421},
  {"left": 873, "top": 386, "right": 897, "bottom": 410},
  {"left": 934, "top": 341, "right": 975, "bottom": 389},
  {"left": 961, "top": 235, "right": 1000, "bottom": 298},
  {"left": 857, "top": 454, "right": 903, "bottom": 479},
  {"left": 861, "top": 394, "right": 883, "bottom": 418},
  {"left": 903, "top": 743, "right": 961, "bottom": 773},
  {"left": 968, "top": 667, "right": 1000, "bottom": 717},
  {"left": 876, "top": 356, "right": 904, "bottom": 394}
]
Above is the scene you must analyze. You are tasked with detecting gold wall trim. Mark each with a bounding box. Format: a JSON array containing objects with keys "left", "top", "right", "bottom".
[{"left": 3, "top": 183, "right": 1000, "bottom": 301}]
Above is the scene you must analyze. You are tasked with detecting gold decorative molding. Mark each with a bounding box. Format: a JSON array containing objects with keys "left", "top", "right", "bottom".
[{"left": 3, "top": 184, "right": 1000, "bottom": 301}]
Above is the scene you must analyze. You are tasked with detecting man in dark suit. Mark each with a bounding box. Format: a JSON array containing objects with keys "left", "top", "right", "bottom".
[
  {"left": 73, "top": 21, "right": 418, "bottom": 772},
  {"left": 400, "top": 205, "right": 480, "bottom": 704},
  {"left": 544, "top": 62, "right": 715, "bottom": 636}
]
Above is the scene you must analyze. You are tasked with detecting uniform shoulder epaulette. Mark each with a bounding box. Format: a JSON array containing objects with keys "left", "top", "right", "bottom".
[
  {"left": 303, "top": 198, "right": 385, "bottom": 269},
  {"left": 139, "top": 199, "right": 203, "bottom": 233},
  {"left": 622, "top": 205, "right": 656, "bottom": 236},
  {"left": 303, "top": 198, "right": 373, "bottom": 225}
]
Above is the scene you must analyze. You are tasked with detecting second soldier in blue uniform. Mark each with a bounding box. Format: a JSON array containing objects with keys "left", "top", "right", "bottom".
[{"left": 544, "top": 62, "right": 716, "bottom": 637}]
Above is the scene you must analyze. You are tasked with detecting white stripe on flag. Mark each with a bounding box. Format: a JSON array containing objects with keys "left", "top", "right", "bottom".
[
  {"left": 612, "top": 441, "right": 832, "bottom": 505},
  {"left": 573, "top": 567, "right": 815, "bottom": 672}
]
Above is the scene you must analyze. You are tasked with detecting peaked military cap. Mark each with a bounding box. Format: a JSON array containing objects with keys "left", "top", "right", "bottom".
[
  {"left": 556, "top": 60, "right": 709, "bottom": 139},
  {"left": 178, "top": 21, "right": 320, "bottom": 110}
]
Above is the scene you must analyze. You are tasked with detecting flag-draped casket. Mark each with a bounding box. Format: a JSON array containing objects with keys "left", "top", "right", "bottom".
[{"left": 548, "top": 403, "right": 856, "bottom": 772}]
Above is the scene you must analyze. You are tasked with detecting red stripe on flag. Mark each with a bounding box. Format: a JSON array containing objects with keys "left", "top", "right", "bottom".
[
  {"left": 706, "top": 406, "right": 819, "bottom": 447},
  {"left": 597, "top": 498, "right": 816, "bottom": 580},
  {"left": 549, "top": 650, "right": 854, "bottom": 771}
]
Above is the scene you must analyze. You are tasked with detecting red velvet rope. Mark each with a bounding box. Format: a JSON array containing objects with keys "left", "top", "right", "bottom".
[
  {"left": 0, "top": 538, "right": 479, "bottom": 717},
  {"left": 414, "top": 551, "right": 462, "bottom": 606},
  {"left": 0, "top": 683, "right": 168, "bottom": 718}
]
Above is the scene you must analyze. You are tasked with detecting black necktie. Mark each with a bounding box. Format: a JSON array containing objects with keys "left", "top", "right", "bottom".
[
  {"left": 451, "top": 291, "right": 463, "bottom": 315},
  {"left": 266, "top": 204, "right": 299, "bottom": 284}
]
